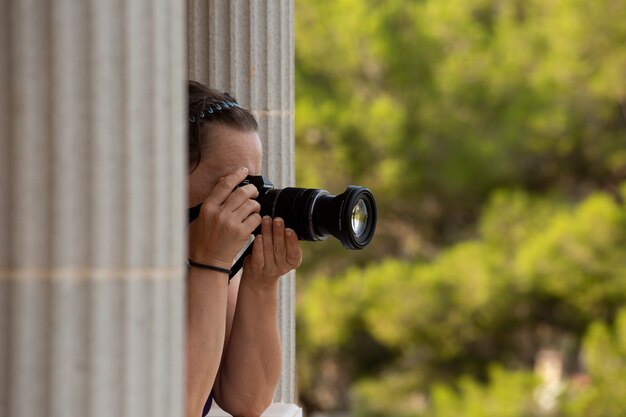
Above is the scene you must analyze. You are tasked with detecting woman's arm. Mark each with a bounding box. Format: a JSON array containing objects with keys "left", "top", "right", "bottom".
[
  {"left": 213, "top": 217, "right": 302, "bottom": 417},
  {"left": 214, "top": 275, "right": 281, "bottom": 417},
  {"left": 185, "top": 167, "right": 263, "bottom": 417},
  {"left": 185, "top": 268, "right": 229, "bottom": 417}
]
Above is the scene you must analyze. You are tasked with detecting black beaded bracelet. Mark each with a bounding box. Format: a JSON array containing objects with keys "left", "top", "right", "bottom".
[{"left": 186, "top": 259, "right": 232, "bottom": 276}]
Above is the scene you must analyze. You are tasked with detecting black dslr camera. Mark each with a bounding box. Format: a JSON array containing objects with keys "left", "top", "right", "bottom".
[
  {"left": 239, "top": 176, "right": 377, "bottom": 250},
  {"left": 188, "top": 176, "right": 377, "bottom": 277}
]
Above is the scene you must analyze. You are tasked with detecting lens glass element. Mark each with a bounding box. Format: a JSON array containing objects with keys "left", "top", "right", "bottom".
[{"left": 351, "top": 199, "right": 369, "bottom": 238}]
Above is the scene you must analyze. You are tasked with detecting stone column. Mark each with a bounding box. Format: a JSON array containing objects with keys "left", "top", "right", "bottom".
[
  {"left": 187, "top": 0, "right": 297, "bottom": 405},
  {"left": 0, "top": 1, "right": 186, "bottom": 417}
]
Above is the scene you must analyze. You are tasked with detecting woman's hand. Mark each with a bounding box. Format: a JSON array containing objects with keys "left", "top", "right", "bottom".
[
  {"left": 243, "top": 215, "right": 303, "bottom": 289},
  {"left": 188, "top": 167, "right": 262, "bottom": 269}
]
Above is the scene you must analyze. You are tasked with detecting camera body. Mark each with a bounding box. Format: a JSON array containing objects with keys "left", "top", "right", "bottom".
[
  {"left": 239, "top": 175, "right": 275, "bottom": 198},
  {"left": 239, "top": 175, "right": 377, "bottom": 250}
]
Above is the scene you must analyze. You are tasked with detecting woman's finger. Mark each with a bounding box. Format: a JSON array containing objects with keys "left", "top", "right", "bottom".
[
  {"left": 285, "top": 229, "right": 302, "bottom": 268},
  {"left": 233, "top": 198, "right": 261, "bottom": 222},
  {"left": 272, "top": 218, "right": 287, "bottom": 267},
  {"left": 250, "top": 235, "right": 264, "bottom": 269},
  {"left": 222, "top": 184, "right": 259, "bottom": 212},
  {"left": 204, "top": 167, "right": 250, "bottom": 206},
  {"left": 261, "top": 216, "right": 275, "bottom": 264},
  {"left": 241, "top": 212, "right": 263, "bottom": 235}
]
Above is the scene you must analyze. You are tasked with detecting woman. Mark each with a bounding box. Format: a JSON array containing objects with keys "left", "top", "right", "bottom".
[{"left": 186, "top": 80, "right": 302, "bottom": 417}]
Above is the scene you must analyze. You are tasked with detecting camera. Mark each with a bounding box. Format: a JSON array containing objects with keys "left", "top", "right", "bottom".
[
  {"left": 187, "top": 175, "right": 377, "bottom": 277},
  {"left": 240, "top": 175, "right": 377, "bottom": 250}
]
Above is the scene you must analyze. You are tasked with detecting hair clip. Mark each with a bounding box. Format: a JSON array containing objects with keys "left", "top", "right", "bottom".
[{"left": 189, "top": 97, "right": 241, "bottom": 123}]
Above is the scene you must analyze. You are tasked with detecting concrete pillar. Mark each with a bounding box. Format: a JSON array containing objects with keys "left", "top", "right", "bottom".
[
  {"left": 0, "top": 1, "right": 186, "bottom": 417},
  {"left": 187, "top": 0, "right": 297, "bottom": 405}
]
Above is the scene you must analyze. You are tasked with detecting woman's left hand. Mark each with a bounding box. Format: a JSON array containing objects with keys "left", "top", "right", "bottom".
[{"left": 243, "top": 216, "right": 302, "bottom": 288}]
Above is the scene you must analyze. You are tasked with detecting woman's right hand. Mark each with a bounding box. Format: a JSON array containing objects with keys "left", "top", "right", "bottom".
[{"left": 188, "top": 167, "right": 262, "bottom": 269}]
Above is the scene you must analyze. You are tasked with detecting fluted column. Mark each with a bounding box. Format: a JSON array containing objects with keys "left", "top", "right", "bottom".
[
  {"left": 188, "top": 0, "right": 296, "bottom": 404},
  {"left": 0, "top": 1, "right": 186, "bottom": 417}
]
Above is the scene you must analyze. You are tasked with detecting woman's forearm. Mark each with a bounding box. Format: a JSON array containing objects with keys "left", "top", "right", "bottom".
[
  {"left": 185, "top": 268, "right": 230, "bottom": 417},
  {"left": 214, "top": 277, "right": 282, "bottom": 416}
]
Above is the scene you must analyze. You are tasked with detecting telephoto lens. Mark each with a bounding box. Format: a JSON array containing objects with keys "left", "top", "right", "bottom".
[{"left": 241, "top": 176, "right": 377, "bottom": 249}]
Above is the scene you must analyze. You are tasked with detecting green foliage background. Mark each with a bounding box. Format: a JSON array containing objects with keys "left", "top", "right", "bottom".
[{"left": 294, "top": 0, "right": 626, "bottom": 416}]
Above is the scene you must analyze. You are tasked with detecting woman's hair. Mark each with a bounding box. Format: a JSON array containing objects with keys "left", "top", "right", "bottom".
[{"left": 188, "top": 80, "right": 258, "bottom": 172}]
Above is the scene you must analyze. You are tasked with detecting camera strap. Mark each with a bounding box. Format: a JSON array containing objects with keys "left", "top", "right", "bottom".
[
  {"left": 229, "top": 240, "right": 254, "bottom": 280},
  {"left": 188, "top": 203, "right": 202, "bottom": 225}
]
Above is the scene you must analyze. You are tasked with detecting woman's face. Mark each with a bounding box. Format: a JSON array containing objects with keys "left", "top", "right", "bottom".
[{"left": 187, "top": 124, "right": 263, "bottom": 207}]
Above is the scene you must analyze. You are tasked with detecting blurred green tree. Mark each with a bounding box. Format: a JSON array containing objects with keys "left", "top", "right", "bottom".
[
  {"left": 294, "top": 0, "right": 626, "bottom": 415},
  {"left": 295, "top": 0, "right": 626, "bottom": 271},
  {"left": 561, "top": 308, "right": 626, "bottom": 417},
  {"left": 298, "top": 186, "right": 626, "bottom": 415}
]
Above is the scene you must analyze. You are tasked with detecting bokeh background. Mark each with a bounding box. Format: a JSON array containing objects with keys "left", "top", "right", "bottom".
[{"left": 292, "top": 1, "right": 626, "bottom": 416}]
